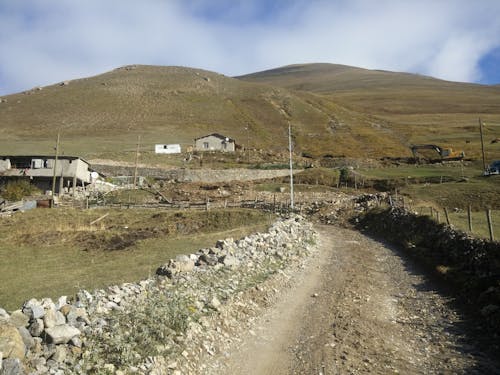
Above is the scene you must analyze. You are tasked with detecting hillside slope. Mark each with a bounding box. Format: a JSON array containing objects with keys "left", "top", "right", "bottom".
[
  {"left": 237, "top": 63, "right": 500, "bottom": 160},
  {"left": 0, "top": 65, "right": 409, "bottom": 160}
]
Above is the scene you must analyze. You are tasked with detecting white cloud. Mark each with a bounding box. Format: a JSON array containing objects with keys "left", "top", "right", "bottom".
[{"left": 1, "top": 0, "right": 500, "bottom": 95}]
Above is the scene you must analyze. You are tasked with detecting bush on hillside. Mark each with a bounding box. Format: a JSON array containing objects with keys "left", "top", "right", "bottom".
[{"left": 0, "top": 179, "right": 40, "bottom": 201}]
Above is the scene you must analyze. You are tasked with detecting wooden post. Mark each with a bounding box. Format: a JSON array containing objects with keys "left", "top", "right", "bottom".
[
  {"left": 468, "top": 205, "right": 473, "bottom": 232},
  {"left": 133, "top": 135, "right": 141, "bottom": 189},
  {"left": 479, "top": 118, "right": 487, "bottom": 172},
  {"left": 444, "top": 207, "right": 450, "bottom": 225},
  {"left": 389, "top": 195, "right": 393, "bottom": 207},
  {"left": 50, "top": 132, "right": 60, "bottom": 207},
  {"left": 90, "top": 213, "right": 109, "bottom": 225},
  {"left": 402, "top": 197, "right": 406, "bottom": 210},
  {"left": 206, "top": 196, "right": 209, "bottom": 211},
  {"left": 430, "top": 206, "right": 433, "bottom": 217},
  {"left": 72, "top": 175, "right": 77, "bottom": 197},
  {"left": 436, "top": 211, "right": 440, "bottom": 223},
  {"left": 273, "top": 193, "right": 276, "bottom": 212},
  {"left": 487, "top": 209, "right": 494, "bottom": 241}
]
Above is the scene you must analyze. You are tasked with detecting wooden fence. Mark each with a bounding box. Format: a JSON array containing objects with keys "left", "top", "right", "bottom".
[{"left": 387, "top": 195, "right": 497, "bottom": 241}]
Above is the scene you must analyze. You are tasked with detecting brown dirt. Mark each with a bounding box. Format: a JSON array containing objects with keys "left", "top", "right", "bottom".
[{"left": 216, "top": 225, "right": 500, "bottom": 374}]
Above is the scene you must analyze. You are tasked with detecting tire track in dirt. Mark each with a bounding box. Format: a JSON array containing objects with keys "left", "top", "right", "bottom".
[{"left": 219, "top": 225, "right": 500, "bottom": 374}]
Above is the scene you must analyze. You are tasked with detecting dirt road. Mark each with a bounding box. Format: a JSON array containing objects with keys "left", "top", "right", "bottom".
[{"left": 217, "top": 225, "right": 499, "bottom": 374}]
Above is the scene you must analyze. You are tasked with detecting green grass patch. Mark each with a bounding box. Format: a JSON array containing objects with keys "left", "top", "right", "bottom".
[
  {"left": 402, "top": 176, "right": 500, "bottom": 210},
  {"left": 0, "top": 207, "right": 271, "bottom": 310},
  {"left": 359, "top": 163, "right": 480, "bottom": 180},
  {"left": 411, "top": 207, "right": 500, "bottom": 240}
]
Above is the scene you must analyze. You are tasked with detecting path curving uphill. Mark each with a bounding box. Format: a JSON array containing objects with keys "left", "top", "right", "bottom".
[{"left": 213, "top": 225, "right": 500, "bottom": 374}]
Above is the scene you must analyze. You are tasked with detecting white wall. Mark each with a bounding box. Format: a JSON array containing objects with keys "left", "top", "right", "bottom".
[{"left": 155, "top": 144, "right": 181, "bottom": 154}]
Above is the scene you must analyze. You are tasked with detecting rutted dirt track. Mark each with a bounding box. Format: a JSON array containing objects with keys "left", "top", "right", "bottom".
[{"left": 217, "top": 225, "right": 500, "bottom": 374}]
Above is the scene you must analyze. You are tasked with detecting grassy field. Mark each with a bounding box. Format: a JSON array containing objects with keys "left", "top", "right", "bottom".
[
  {"left": 359, "top": 162, "right": 481, "bottom": 180},
  {"left": 409, "top": 206, "right": 500, "bottom": 240},
  {"left": 0, "top": 207, "right": 271, "bottom": 310},
  {"left": 400, "top": 176, "right": 500, "bottom": 210}
]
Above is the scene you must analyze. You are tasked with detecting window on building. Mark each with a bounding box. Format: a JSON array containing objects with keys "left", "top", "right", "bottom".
[{"left": 203, "top": 142, "right": 209, "bottom": 149}]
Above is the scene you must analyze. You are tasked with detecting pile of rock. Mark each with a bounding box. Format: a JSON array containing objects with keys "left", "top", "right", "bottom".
[
  {"left": 0, "top": 214, "right": 317, "bottom": 374},
  {"left": 0, "top": 297, "right": 86, "bottom": 374}
]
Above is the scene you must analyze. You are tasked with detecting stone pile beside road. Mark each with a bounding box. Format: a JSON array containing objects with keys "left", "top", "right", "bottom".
[{"left": 0, "top": 214, "right": 317, "bottom": 374}]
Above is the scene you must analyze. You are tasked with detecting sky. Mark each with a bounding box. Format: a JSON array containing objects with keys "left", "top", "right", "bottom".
[{"left": 1, "top": 0, "right": 500, "bottom": 96}]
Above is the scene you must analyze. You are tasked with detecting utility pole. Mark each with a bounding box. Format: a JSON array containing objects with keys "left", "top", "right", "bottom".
[
  {"left": 288, "top": 121, "right": 294, "bottom": 210},
  {"left": 479, "top": 117, "right": 487, "bottom": 172},
  {"left": 50, "top": 132, "right": 60, "bottom": 208},
  {"left": 245, "top": 125, "right": 250, "bottom": 163},
  {"left": 133, "top": 135, "right": 141, "bottom": 189}
]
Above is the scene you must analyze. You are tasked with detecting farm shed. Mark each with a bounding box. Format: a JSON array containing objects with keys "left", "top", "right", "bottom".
[
  {"left": 0, "top": 155, "right": 92, "bottom": 196},
  {"left": 194, "top": 133, "right": 235, "bottom": 152},
  {"left": 155, "top": 144, "right": 181, "bottom": 154}
]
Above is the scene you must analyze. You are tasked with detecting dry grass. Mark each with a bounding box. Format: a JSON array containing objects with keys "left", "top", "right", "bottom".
[
  {"left": 4, "top": 63, "right": 497, "bottom": 163},
  {"left": 239, "top": 63, "right": 500, "bottom": 161},
  {"left": 0, "top": 207, "right": 271, "bottom": 310}
]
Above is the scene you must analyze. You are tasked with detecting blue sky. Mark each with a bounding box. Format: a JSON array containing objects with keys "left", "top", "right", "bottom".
[{"left": 1, "top": 0, "right": 500, "bottom": 95}]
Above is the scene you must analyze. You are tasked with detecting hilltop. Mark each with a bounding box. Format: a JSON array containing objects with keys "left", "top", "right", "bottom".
[
  {"left": 238, "top": 63, "right": 500, "bottom": 161},
  {"left": 0, "top": 63, "right": 499, "bottom": 162}
]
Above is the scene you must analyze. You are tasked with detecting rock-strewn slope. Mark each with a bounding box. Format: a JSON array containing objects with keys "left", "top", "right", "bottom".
[{"left": 0, "top": 215, "right": 317, "bottom": 374}]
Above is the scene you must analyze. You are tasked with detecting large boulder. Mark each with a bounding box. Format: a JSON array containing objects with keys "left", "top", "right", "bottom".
[
  {"left": 219, "top": 254, "right": 240, "bottom": 267},
  {"left": 22, "top": 299, "right": 44, "bottom": 321},
  {"left": 156, "top": 256, "right": 195, "bottom": 278},
  {"left": 7, "top": 312, "right": 28, "bottom": 329},
  {"left": 43, "top": 309, "right": 65, "bottom": 329},
  {"left": 0, "top": 323, "right": 25, "bottom": 359},
  {"left": 0, "top": 358, "right": 24, "bottom": 375},
  {"left": 44, "top": 325, "right": 80, "bottom": 344}
]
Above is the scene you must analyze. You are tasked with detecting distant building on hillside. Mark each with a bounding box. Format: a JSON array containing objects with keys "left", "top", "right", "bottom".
[
  {"left": 155, "top": 144, "right": 181, "bottom": 154},
  {"left": 0, "top": 155, "right": 92, "bottom": 196},
  {"left": 194, "top": 133, "right": 235, "bottom": 152}
]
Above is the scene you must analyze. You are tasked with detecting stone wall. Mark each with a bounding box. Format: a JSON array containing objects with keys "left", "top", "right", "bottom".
[
  {"left": 357, "top": 207, "right": 500, "bottom": 335},
  {"left": 0, "top": 215, "right": 317, "bottom": 374},
  {"left": 92, "top": 164, "right": 299, "bottom": 183}
]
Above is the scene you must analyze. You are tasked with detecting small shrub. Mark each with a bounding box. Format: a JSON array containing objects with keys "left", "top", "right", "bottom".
[{"left": 1, "top": 179, "right": 40, "bottom": 201}]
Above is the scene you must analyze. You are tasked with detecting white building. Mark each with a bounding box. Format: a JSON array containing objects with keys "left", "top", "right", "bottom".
[{"left": 155, "top": 144, "right": 181, "bottom": 154}]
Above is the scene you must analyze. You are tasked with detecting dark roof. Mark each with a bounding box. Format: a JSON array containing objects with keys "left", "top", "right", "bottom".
[
  {"left": 0, "top": 155, "right": 90, "bottom": 164},
  {"left": 194, "top": 133, "right": 235, "bottom": 142}
]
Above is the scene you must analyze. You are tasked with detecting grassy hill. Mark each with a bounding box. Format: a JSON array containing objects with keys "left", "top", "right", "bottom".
[
  {"left": 1, "top": 63, "right": 499, "bottom": 163},
  {"left": 238, "top": 63, "right": 500, "bottom": 162}
]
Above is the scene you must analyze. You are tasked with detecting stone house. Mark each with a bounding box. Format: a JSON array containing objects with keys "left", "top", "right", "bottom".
[
  {"left": 0, "top": 155, "right": 92, "bottom": 195},
  {"left": 194, "top": 133, "right": 235, "bottom": 152}
]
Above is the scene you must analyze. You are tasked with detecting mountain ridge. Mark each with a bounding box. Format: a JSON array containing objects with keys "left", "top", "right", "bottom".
[{"left": 0, "top": 63, "right": 499, "bottom": 162}]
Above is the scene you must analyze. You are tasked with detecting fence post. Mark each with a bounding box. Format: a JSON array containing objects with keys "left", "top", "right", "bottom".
[
  {"left": 487, "top": 209, "right": 494, "bottom": 241},
  {"left": 468, "top": 205, "right": 473, "bottom": 232},
  {"left": 444, "top": 207, "right": 450, "bottom": 225},
  {"left": 436, "top": 211, "right": 440, "bottom": 223}
]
